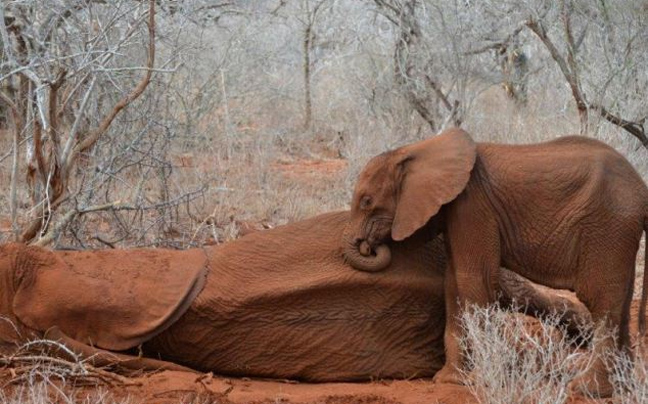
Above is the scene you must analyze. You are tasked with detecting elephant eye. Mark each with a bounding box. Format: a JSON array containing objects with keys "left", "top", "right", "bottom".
[{"left": 360, "top": 196, "right": 373, "bottom": 210}]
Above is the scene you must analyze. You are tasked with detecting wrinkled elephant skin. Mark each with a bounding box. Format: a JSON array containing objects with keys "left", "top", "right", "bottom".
[
  {"left": 0, "top": 211, "right": 587, "bottom": 381},
  {"left": 345, "top": 129, "right": 648, "bottom": 396}
]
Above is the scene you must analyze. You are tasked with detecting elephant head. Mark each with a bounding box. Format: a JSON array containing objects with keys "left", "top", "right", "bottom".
[{"left": 343, "top": 128, "right": 477, "bottom": 271}]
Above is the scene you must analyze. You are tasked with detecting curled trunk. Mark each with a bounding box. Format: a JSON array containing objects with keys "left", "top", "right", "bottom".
[{"left": 342, "top": 230, "right": 391, "bottom": 272}]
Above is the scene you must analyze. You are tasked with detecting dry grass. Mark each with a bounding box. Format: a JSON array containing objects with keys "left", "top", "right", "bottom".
[
  {"left": 611, "top": 349, "right": 648, "bottom": 404},
  {"left": 0, "top": 335, "right": 136, "bottom": 404},
  {"left": 459, "top": 303, "right": 648, "bottom": 403},
  {"left": 459, "top": 304, "right": 596, "bottom": 404},
  {"left": 0, "top": 381, "right": 127, "bottom": 404}
]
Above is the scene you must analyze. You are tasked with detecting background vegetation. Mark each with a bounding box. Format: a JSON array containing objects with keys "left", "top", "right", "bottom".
[
  {"left": 0, "top": 0, "right": 646, "bottom": 249},
  {"left": 1, "top": 1, "right": 648, "bottom": 402}
]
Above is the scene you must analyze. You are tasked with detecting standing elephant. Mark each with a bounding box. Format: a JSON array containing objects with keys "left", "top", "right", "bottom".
[
  {"left": 0, "top": 212, "right": 587, "bottom": 381},
  {"left": 343, "top": 128, "right": 648, "bottom": 396}
]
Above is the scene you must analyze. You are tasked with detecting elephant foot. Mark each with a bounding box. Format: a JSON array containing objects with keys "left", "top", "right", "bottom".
[
  {"left": 568, "top": 366, "right": 614, "bottom": 398},
  {"left": 432, "top": 364, "right": 465, "bottom": 385}
]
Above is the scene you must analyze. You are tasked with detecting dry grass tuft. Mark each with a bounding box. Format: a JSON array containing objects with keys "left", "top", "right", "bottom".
[
  {"left": 611, "top": 349, "right": 648, "bottom": 404},
  {"left": 458, "top": 303, "right": 611, "bottom": 404},
  {"left": 0, "top": 381, "right": 128, "bottom": 404},
  {"left": 1, "top": 336, "right": 135, "bottom": 404},
  {"left": 459, "top": 303, "right": 648, "bottom": 403}
]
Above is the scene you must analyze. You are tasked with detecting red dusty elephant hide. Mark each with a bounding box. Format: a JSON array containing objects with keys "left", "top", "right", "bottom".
[{"left": 0, "top": 211, "right": 587, "bottom": 381}]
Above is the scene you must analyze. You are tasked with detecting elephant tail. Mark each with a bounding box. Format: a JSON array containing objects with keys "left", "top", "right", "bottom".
[{"left": 640, "top": 217, "right": 648, "bottom": 337}]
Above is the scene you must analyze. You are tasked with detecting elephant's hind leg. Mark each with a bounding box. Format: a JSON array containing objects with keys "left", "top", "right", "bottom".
[
  {"left": 44, "top": 327, "right": 196, "bottom": 374},
  {"left": 496, "top": 268, "right": 592, "bottom": 332},
  {"left": 570, "top": 254, "right": 636, "bottom": 397}
]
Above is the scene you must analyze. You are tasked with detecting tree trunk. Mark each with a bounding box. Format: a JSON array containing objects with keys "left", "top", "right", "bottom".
[{"left": 303, "top": 23, "right": 313, "bottom": 132}]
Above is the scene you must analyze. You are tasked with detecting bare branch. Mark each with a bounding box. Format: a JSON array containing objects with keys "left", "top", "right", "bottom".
[
  {"left": 561, "top": 0, "right": 583, "bottom": 108},
  {"left": 68, "top": 0, "right": 156, "bottom": 164},
  {"left": 60, "top": 77, "right": 97, "bottom": 169},
  {"left": 526, "top": 11, "right": 647, "bottom": 148},
  {"left": 34, "top": 201, "right": 125, "bottom": 247},
  {"left": 464, "top": 23, "right": 526, "bottom": 56},
  {"left": 590, "top": 104, "right": 648, "bottom": 147},
  {"left": 47, "top": 69, "right": 66, "bottom": 149},
  {"left": 525, "top": 17, "right": 587, "bottom": 130},
  {"left": 20, "top": 0, "right": 157, "bottom": 243},
  {"left": 1, "top": 90, "right": 23, "bottom": 241},
  {"left": 425, "top": 75, "right": 461, "bottom": 127},
  {"left": 32, "top": 119, "right": 47, "bottom": 188}
]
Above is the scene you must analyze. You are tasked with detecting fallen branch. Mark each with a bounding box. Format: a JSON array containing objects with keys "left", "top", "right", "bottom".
[
  {"left": 1, "top": 339, "right": 141, "bottom": 389},
  {"left": 1, "top": 354, "right": 139, "bottom": 387}
]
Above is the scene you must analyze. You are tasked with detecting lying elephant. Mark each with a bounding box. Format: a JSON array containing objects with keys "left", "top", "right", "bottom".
[{"left": 0, "top": 211, "right": 588, "bottom": 381}]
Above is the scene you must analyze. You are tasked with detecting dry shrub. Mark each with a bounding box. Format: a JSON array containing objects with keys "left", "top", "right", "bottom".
[
  {"left": 0, "top": 381, "right": 127, "bottom": 404},
  {"left": 458, "top": 303, "right": 611, "bottom": 404},
  {"left": 0, "top": 371, "right": 129, "bottom": 404},
  {"left": 0, "top": 330, "right": 135, "bottom": 404},
  {"left": 611, "top": 348, "right": 648, "bottom": 404}
]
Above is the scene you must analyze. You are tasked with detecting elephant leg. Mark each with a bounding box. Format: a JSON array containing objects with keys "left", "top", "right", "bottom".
[
  {"left": 570, "top": 257, "right": 635, "bottom": 397},
  {"left": 44, "top": 327, "right": 196, "bottom": 373},
  {"left": 433, "top": 259, "right": 463, "bottom": 385},
  {"left": 496, "top": 268, "right": 592, "bottom": 333},
  {"left": 434, "top": 203, "right": 501, "bottom": 385}
]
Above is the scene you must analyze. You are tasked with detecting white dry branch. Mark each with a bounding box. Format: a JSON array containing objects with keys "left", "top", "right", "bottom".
[
  {"left": 0, "top": 0, "right": 158, "bottom": 244},
  {"left": 611, "top": 348, "right": 648, "bottom": 404},
  {"left": 459, "top": 303, "right": 610, "bottom": 404}
]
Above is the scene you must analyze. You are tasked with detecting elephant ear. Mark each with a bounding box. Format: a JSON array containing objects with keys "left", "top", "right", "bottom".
[
  {"left": 392, "top": 128, "right": 477, "bottom": 241},
  {"left": 12, "top": 246, "right": 208, "bottom": 351}
]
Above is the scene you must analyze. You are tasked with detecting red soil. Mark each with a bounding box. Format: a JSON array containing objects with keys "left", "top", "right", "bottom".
[
  {"left": 3, "top": 369, "right": 610, "bottom": 404},
  {"left": 271, "top": 158, "right": 347, "bottom": 182},
  {"left": 4, "top": 302, "right": 637, "bottom": 404}
]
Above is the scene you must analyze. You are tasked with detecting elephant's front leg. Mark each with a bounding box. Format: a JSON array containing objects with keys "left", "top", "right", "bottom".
[
  {"left": 433, "top": 258, "right": 464, "bottom": 385},
  {"left": 434, "top": 201, "right": 501, "bottom": 385}
]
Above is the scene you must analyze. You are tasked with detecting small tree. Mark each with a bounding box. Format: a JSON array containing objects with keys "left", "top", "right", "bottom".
[
  {"left": 0, "top": 0, "right": 155, "bottom": 243},
  {"left": 299, "top": 0, "right": 331, "bottom": 132},
  {"left": 523, "top": 0, "right": 648, "bottom": 146}
]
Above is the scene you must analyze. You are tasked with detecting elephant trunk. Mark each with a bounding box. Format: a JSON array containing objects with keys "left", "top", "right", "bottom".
[{"left": 342, "top": 228, "right": 392, "bottom": 272}]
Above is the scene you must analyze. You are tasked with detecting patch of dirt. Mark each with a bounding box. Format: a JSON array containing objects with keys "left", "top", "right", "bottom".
[
  {"left": 0, "top": 367, "right": 608, "bottom": 404},
  {"left": 2, "top": 302, "right": 643, "bottom": 403},
  {"left": 271, "top": 158, "right": 347, "bottom": 183},
  {"left": 320, "top": 394, "right": 401, "bottom": 404},
  {"left": 0, "top": 360, "right": 617, "bottom": 404}
]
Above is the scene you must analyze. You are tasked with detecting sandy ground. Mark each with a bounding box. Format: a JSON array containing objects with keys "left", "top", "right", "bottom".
[
  {"left": 4, "top": 301, "right": 638, "bottom": 404},
  {"left": 5, "top": 369, "right": 608, "bottom": 404},
  {"left": 113, "top": 373, "right": 474, "bottom": 404}
]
